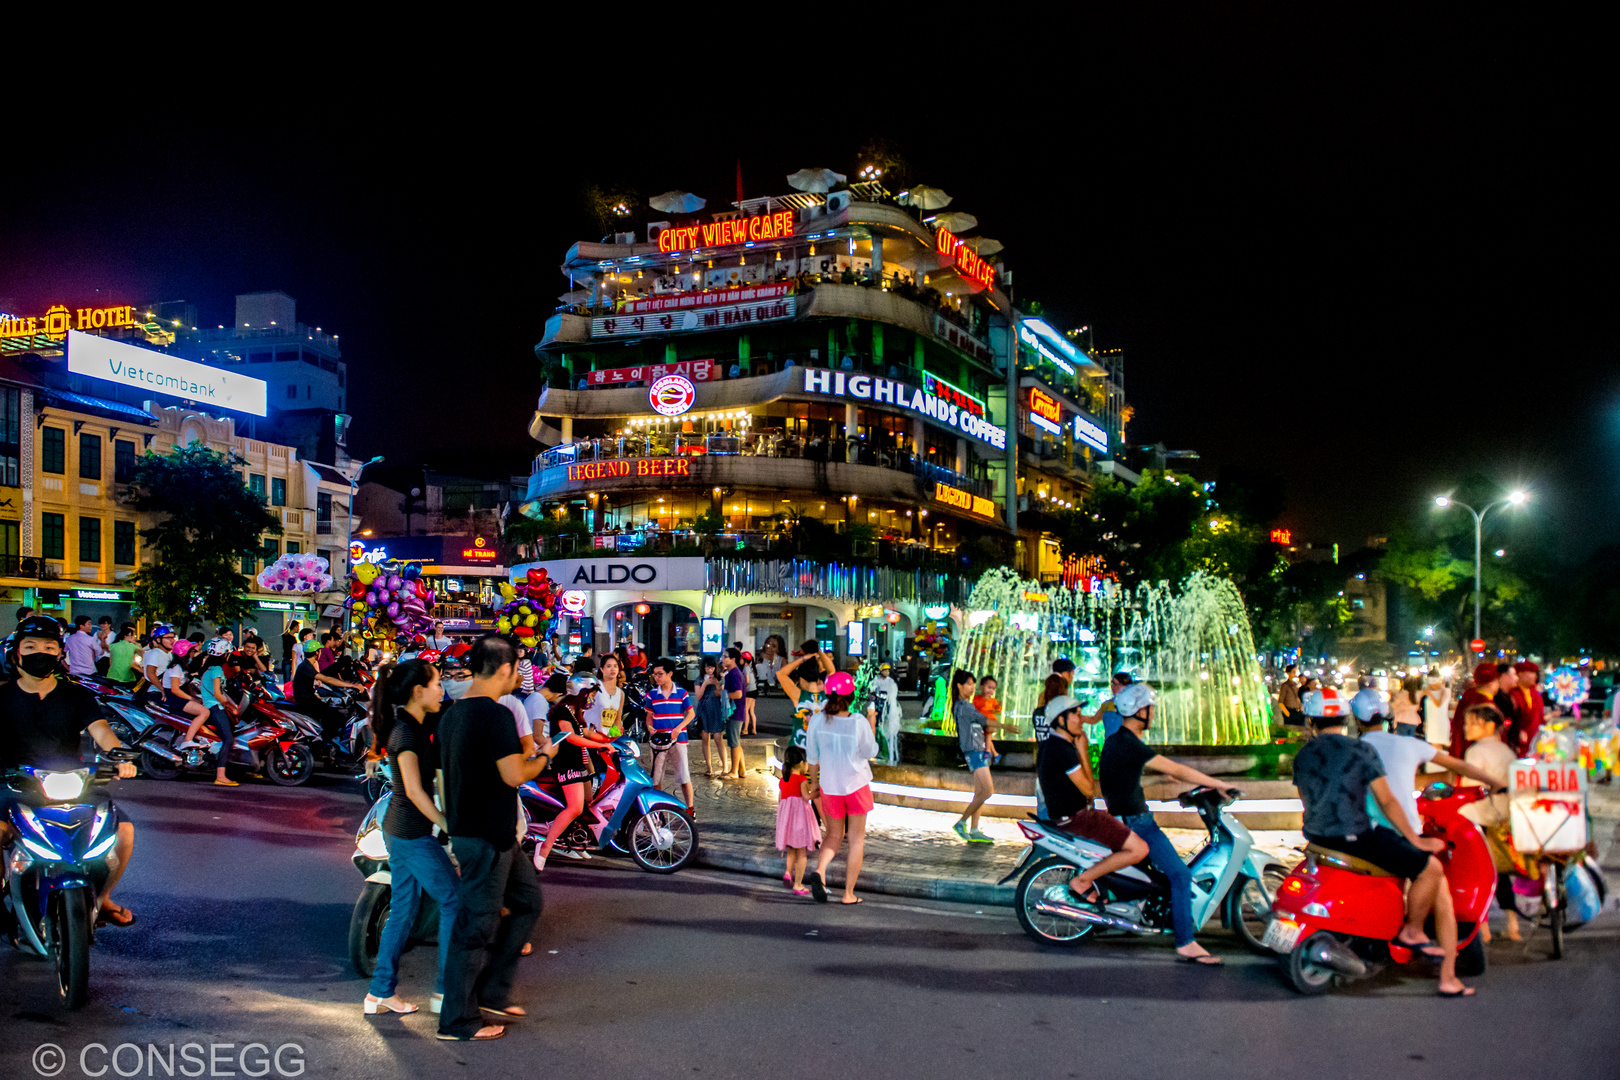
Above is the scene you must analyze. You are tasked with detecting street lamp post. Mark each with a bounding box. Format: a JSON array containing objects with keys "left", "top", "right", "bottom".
[
  {"left": 344, "top": 455, "right": 385, "bottom": 575},
  {"left": 1433, "top": 490, "right": 1525, "bottom": 642}
]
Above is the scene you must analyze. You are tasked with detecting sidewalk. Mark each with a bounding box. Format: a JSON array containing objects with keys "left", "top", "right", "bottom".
[{"left": 674, "top": 734, "right": 1303, "bottom": 906}]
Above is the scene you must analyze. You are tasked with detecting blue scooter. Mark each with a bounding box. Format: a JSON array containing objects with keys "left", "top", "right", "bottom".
[
  {"left": 1, "top": 747, "right": 140, "bottom": 1009},
  {"left": 520, "top": 735, "right": 697, "bottom": 873},
  {"left": 1003, "top": 786, "right": 1287, "bottom": 951}
]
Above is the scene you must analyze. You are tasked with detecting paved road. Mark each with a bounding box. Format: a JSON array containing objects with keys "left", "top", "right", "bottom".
[{"left": 2, "top": 774, "right": 1614, "bottom": 1080}]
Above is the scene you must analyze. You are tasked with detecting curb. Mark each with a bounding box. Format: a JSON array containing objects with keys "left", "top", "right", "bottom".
[{"left": 696, "top": 842, "right": 1016, "bottom": 907}]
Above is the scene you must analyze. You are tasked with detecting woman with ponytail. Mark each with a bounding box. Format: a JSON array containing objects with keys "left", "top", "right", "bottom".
[{"left": 364, "top": 659, "right": 462, "bottom": 1019}]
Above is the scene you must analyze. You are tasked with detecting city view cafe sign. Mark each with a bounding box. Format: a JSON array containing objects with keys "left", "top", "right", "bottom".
[{"left": 801, "top": 368, "right": 1007, "bottom": 450}]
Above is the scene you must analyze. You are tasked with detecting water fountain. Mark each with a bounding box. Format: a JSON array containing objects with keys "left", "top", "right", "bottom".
[{"left": 916, "top": 567, "right": 1272, "bottom": 747}]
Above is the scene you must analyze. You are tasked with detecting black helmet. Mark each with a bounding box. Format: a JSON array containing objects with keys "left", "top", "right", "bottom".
[{"left": 15, "top": 615, "right": 65, "bottom": 647}]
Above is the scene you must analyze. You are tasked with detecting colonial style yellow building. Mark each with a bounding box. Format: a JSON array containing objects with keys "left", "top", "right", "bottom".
[{"left": 0, "top": 373, "right": 317, "bottom": 638}]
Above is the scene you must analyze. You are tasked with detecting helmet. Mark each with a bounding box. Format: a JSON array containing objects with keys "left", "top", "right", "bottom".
[
  {"left": 649, "top": 731, "right": 675, "bottom": 750},
  {"left": 207, "top": 637, "right": 233, "bottom": 657},
  {"left": 825, "top": 671, "right": 855, "bottom": 696},
  {"left": 303, "top": 639, "right": 323, "bottom": 656},
  {"left": 568, "top": 675, "right": 602, "bottom": 697},
  {"left": 151, "top": 623, "right": 176, "bottom": 641},
  {"left": 741, "top": 651, "right": 754, "bottom": 663},
  {"left": 172, "top": 639, "right": 196, "bottom": 658},
  {"left": 417, "top": 648, "right": 442, "bottom": 664},
  {"left": 15, "top": 615, "right": 64, "bottom": 648},
  {"left": 1044, "top": 694, "right": 1081, "bottom": 725},
  {"left": 1112, "top": 681, "right": 1156, "bottom": 719},
  {"left": 413, "top": 633, "right": 428, "bottom": 646}
]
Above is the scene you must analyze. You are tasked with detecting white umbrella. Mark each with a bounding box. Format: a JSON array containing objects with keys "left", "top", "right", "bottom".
[
  {"left": 901, "top": 185, "right": 952, "bottom": 210},
  {"left": 963, "top": 237, "right": 1003, "bottom": 256},
  {"left": 786, "top": 167, "right": 847, "bottom": 193},
  {"left": 558, "top": 290, "right": 592, "bottom": 304},
  {"left": 649, "top": 190, "right": 706, "bottom": 213},
  {"left": 932, "top": 211, "right": 978, "bottom": 233}
]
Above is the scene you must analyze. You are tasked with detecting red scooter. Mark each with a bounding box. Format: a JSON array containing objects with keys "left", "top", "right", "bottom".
[
  {"left": 126, "top": 682, "right": 315, "bottom": 786},
  {"left": 1266, "top": 781, "right": 1496, "bottom": 993}
]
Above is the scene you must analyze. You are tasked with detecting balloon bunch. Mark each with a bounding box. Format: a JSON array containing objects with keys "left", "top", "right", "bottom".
[
  {"left": 1546, "top": 665, "right": 1591, "bottom": 709},
  {"left": 346, "top": 560, "right": 436, "bottom": 645},
  {"left": 494, "top": 568, "right": 559, "bottom": 641},
  {"left": 257, "top": 552, "right": 334, "bottom": 594},
  {"left": 912, "top": 619, "right": 953, "bottom": 661}
]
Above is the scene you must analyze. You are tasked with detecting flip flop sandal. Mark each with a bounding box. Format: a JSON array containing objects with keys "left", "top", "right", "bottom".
[
  {"left": 805, "top": 871, "right": 828, "bottom": 903},
  {"left": 839, "top": 897, "right": 864, "bottom": 905},
  {"left": 1175, "top": 953, "right": 1224, "bottom": 965},
  {"left": 479, "top": 1004, "right": 526, "bottom": 1018},
  {"left": 97, "top": 904, "right": 136, "bottom": 927},
  {"left": 1395, "top": 938, "right": 1446, "bottom": 961},
  {"left": 1437, "top": 986, "right": 1476, "bottom": 998},
  {"left": 436, "top": 1027, "right": 506, "bottom": 1041}
]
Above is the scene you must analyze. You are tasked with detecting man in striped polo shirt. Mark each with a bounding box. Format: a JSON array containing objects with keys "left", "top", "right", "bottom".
[{"left": 646, "top": 657, "right": 696, "bottom": 811}]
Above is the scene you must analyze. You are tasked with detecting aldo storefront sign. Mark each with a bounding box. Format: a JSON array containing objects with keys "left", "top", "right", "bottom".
[
  {"left": 801, "top": 368, "right": 1007, "bottom": 451},
  {"left": 522, "top": 557, "right": 707, "bottom": 592}
]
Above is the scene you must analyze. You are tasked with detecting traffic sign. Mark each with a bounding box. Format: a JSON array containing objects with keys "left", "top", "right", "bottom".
[{"left": 1469, "top": 638, "right": 1487, "bottom": 652}]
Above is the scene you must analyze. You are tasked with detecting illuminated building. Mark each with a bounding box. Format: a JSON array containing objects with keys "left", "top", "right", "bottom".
[{"left": 521, "top": 178, "right": 1131, "bottom": 664}]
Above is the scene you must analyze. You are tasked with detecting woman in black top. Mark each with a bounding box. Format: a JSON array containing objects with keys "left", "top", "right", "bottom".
[
  {"left": 364, "top": 659, "right": 462, "bottom": 1017},
  {"left": 533, "top": 680, "right": 613, "bottom": 870}
]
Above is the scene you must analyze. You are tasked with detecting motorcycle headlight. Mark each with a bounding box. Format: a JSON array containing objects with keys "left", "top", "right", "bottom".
[
  {"left": 39, "top": 772, "right": 85, "bottom": 801},
  {"left": 20, "top": 836, "right": 62, "bottom": 862},
  {"left": 85, "top": 833, "right": 118, "bottom": 860},
  {"left": 356, "top": 827, "right": 389, "bottom": 861}
]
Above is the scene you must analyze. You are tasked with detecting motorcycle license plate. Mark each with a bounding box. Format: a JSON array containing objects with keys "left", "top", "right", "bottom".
[{"left": 1262, "top": 917, "right": 1303, "bottom": 953}]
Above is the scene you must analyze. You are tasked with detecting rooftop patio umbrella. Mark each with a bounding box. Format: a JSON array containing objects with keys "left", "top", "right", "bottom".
[
  {"left": 901, "top": 185, "right": 952, "bottom": 210},
  {"left": 786, "top": 167, "right": 847, "bottom": 193},
  {"left": 649, "top": 190, "right": 706, "bottom": 214},
  {"left": 932, "top": 211, "right": 978, "bottom": 233},
  {"left": 558, "top": 290, "right": 592, "bottom": 304},
  {"left": 963, "top": 237, "right": 1003, "bottom": 256}
]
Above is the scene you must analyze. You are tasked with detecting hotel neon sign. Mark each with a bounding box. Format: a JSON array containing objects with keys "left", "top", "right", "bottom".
[
  {"left": 934, "top": 227, "right": 997, "bottom": 290},
  {"left": 656, "top": 211, "right": 796, "bottom": 253}
]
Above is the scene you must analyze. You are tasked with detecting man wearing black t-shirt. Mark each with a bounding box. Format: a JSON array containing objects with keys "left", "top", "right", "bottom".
[
  {"left": 1036, "top": 695, "right": 1149, "bottom": 904},
  {"left": 436, "top": 636, "right": 553, "bottom": 1042},
  {"left": 1098, "top": 683, "right": 1235, "bottom": 965},
  {"left": 0, "top": 616, "right": 139, "bottom": 927}
]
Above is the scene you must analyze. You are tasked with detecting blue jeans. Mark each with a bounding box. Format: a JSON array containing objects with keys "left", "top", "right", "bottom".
[
  {"left": 369, "top": 832, "right": 460, "bottom": 999},
  {"left": 1123, "top": 813, "right": 1195, "bottom": 947}
]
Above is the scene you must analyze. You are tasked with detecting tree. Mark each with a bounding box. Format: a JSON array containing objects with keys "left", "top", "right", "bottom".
[
  {"left": 1377, "top": 519, "right": 1534, "bottom": 656},
  {"left": 583, "top": 183, "right": 640, "bottom": 239},
  {"left": 1053, "top": 471, "right": 1204, "bottom": 590},
  {"left": 126, "top": 445, "right": 282, "bottom": 632}
]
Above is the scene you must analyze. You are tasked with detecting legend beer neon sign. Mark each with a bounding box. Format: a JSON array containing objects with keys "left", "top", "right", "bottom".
[
  {"left": 935, "top": 227, "right": 997, "bottom": 290},
  {"left": 657, "top": 211, "right": 796, "bottom": 253}
]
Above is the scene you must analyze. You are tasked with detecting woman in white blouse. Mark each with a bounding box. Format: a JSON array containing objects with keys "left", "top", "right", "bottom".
[{"left": 803, "top": 671, "right": 879, "bottom": 905}]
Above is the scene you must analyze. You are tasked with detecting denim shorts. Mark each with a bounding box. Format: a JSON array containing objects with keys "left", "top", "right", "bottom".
[{"left": 966, "top": 750, "right": 993, "bottom": 771}]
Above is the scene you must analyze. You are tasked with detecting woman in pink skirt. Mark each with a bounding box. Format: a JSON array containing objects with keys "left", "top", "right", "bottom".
[{"left": 775, "top": 745, "right": 821, "bottom": 895}]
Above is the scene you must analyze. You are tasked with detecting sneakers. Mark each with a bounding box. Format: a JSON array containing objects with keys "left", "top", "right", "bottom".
[
  {"left": 968, "top": 830, "right": 994, "bottom": 844},
  {"left": 533, "top": 853, "right": 546, "bottom": 872},
  {"left": 557, "top": 848, "right": 587, "bottom": 861},
  {"left": 952, "top": 821, "right": 971, "bottom": 842}
]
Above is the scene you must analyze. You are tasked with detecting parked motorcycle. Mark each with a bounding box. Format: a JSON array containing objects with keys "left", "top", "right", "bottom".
[
  {"left": 520, "top": 735, "right": 696, "bottom": 873},
  {"left": 1, "top": 747, "right": 141, "bottom": 1008},
  {"left": 124, "top": 688, "right": 315, "bottom": 786},
  {"left": 1005, "top": 786, "right": 1287, "bottom": 951},
  {"left": 1264, "top": 780, "right": 1494, "bottom": 993}
]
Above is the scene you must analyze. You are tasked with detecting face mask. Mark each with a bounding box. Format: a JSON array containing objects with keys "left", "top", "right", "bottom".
[{"left": 18, "top": 652, "right": 60, "bottom": 677}]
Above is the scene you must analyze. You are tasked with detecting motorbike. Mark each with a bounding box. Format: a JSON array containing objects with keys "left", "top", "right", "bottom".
[
  {"left": 1, "top": 747, "right": 141, "bottom": 1008},
  {"left": 1264, "top": 780, "right": 1495, "bottom": 994},
  {"left": 1004, "top": 786, "right": 1287, "bottom": 951},
  {"left": 520, "top": 734, "right": 696, "bottom": 873},
  {"left": 122, "top": 685, "right": 315, "bottom": 786},
  {"left": 276, "top": 684, "right": 374, "bottom": 777}
]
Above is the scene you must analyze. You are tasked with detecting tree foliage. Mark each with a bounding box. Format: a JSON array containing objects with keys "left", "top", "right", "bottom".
[
  {"left": 126, "top": 445, "right": 282, "bottom": 632},
  {"left": 1053, "top": 471, "right": 1205, "bottom": 589}
]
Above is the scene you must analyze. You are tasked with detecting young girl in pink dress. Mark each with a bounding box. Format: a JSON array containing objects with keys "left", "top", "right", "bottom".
[{"left": 775, "top": 746, "right": 820, "bottom": 895}]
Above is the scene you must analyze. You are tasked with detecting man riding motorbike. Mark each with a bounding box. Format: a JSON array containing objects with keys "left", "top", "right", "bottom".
[
  {"left": 0, "top": 616, "right": 140, "bottom": 927},
  {"left": 1037, "top": 695, "right": 1150, "bottom": 904},
  {"left": 293, "top": 638, "right": 366, "bottom": 738},
  {"left": 1291, "top": 706, "right": 1474, "bottom": 996},
  {"left": 1097, "top": 682, "right": 1236, "bottom": 965}
]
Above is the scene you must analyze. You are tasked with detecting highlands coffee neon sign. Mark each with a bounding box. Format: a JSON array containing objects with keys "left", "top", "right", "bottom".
[
  {"left": 934, "top": 227, "right": 996, "bottom": 290},
  {"left": 656, "top": 211, "right": 796, "bottom": 253}
]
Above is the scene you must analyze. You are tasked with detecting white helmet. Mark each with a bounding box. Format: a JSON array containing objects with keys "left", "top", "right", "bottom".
[
  {"left": 568, "top": 675, "right": 601, "bottom": 697},
  {"left": 1112, "top": 681, "right": 1156, "bottom": 719},
  {"left": 206, "top": 637, "right": 233, "bottom": 657}
]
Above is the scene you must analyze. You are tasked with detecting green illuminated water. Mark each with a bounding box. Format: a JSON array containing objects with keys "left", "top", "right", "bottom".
[{"left": 922, "top": 567, "right": 1271, "bottom": 746}]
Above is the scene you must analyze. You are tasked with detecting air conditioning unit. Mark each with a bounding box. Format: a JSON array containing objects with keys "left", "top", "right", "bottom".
[
  {"left": 800, "top": 204, "right": 826, "bottom": 222},
  {"left": 614, "top": 231, "right": 636, "bottom": 245},
  {"left": 646, "top": 221, "right": 670, "bottom": 245},
  {"left": 826, "top": 191, "right": 852, "bottom": 214}
]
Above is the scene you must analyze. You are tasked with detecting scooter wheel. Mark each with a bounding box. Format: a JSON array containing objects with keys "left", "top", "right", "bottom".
[
  {"left": 1014, "top": 856, "right": 1096, "bottom": 947},
  {"left": 348, "top": 881, "right": 390, "bottom": 978},
  {"left": 1285, "top": 931, "right": 1338, "bottom": 995},
  {"left": 140, "top": 747, "right": 180, "bottom": 781},
  {"left": 267, "top": 743, "right": 315, "bottom": 786}
]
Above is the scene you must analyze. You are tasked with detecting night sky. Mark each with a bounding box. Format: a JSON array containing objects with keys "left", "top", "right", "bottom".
[{"left": 5, "top": 15, "right": 1611, "bottom": 553}]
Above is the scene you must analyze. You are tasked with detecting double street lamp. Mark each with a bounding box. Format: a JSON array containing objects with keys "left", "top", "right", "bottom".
[{"left": 1433, "top": 490, "right": 1526, "bottom": 641}]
